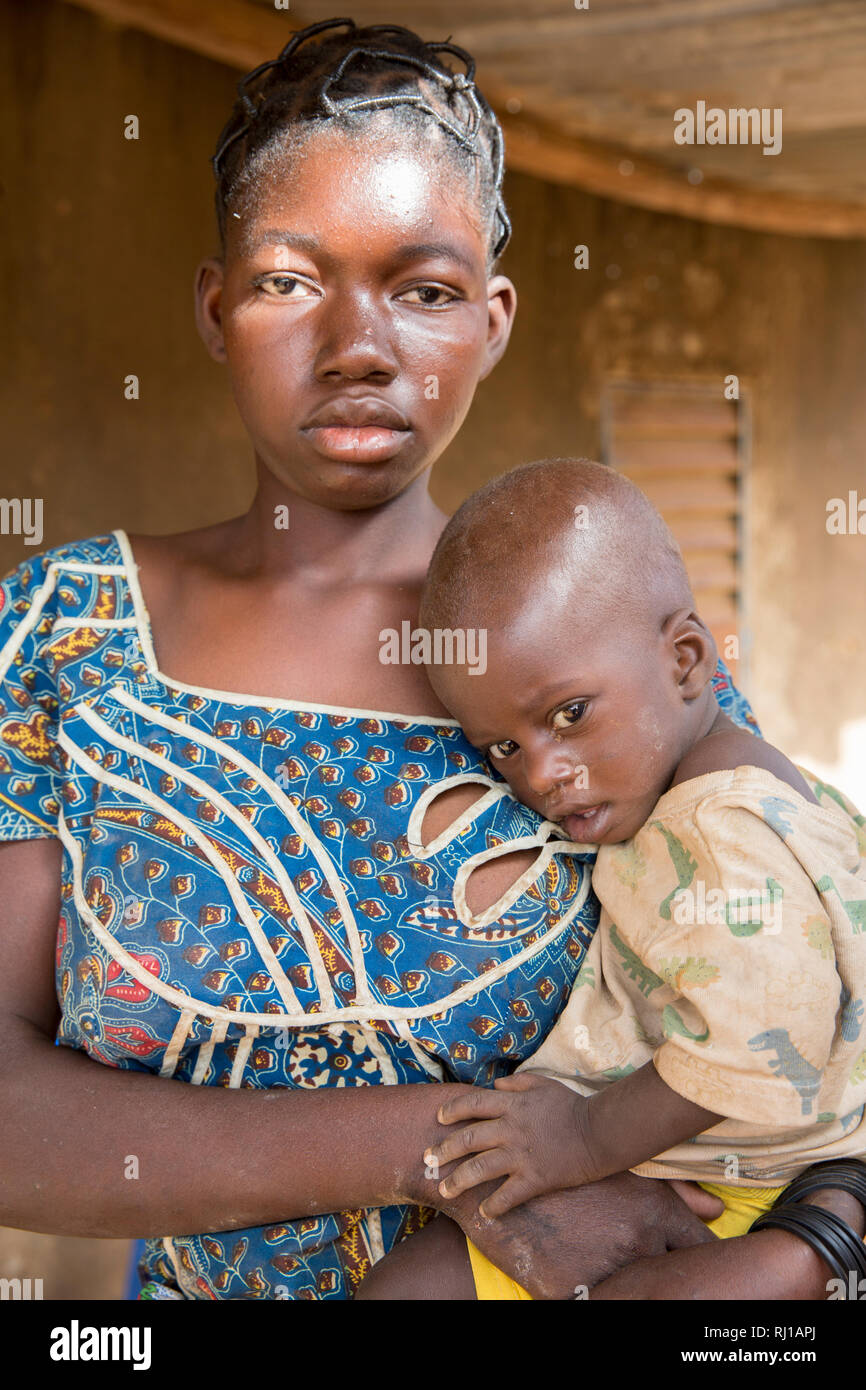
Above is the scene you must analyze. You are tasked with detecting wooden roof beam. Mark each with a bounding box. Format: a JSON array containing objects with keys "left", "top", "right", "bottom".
[{"left": 60, "top": 0, "right": 866, "bottom": 240}]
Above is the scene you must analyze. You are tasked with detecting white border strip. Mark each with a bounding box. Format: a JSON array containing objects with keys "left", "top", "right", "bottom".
[
  {"left": 71, "top": 699, "right": 333, "bottom": 1010},
  {"left": 51, "top": 617, "right": 136, "bottom": 631},
  {"left": 190, "top": 1018, "right": 229, "bottom": 1086},
  {"left": 52, "top": 560, "right": 126, "bottom": 575},
  {"left": 358, "top": 1024, "right": 399, "bottom": 1085},
  {"left": 160, "top": 1008, "right": 195, "bottom": 1078},
  {"left": 407, "top": 773, "right": 504, "bottom": 856},
  {"left": 0, "top": 566, "right": 58, "bottom": 682},
  {"left": 59, "top": 728, "right": 308, "bottom": 1015},
  {"left": 365, "top": 1208, "right": 386, "bottom": 1265},
  {"left": 228, "top": 1025, "right": 259, "bottom": 1088},
  {"left": 57, "top": 805, "right": 592, "bottom": 1027},
  {"left": 107, "top": 685, "right": 370, "bottom": 1007},
  {"left": 394, "top": 1019, "right": 445, "bottom": 1080},
  {"left": 453, "top": 836, "right": 590, "bottom": 931},
  {"left": 112, "top": 528, "right": 461, "bottom": 726}
]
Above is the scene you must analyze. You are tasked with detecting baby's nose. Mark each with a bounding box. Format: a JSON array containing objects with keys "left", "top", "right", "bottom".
[{"left": 522, "top": 741, "right": 576, "bottom": 799}]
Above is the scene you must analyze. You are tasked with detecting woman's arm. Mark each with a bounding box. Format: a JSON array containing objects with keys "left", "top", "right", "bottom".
[
  {"left": 1, "top": 788, "right": 536, "bottom": 1237},
  {"left": 1, "top": 837, "right": 466, "bottom": 1237},
  {"left": 439, "top": 1170, "right": 864, "bottom": 1301},
  {"left": 2, "top": 794, "right": 544, "bottom": 1240},
  {"left": 0, "top": 774, "right": 545, "bottom": 1243},
  {"left": 0, "top": 829, "right": 724, "bottom": 1293},
  {"left": 588, "top": 1188, "right": 866, "bottom": 1300},
  {"left": 14, "top": 832, "right": 844, "bottom": 1304},
  {"left": 436, "top": 1171, "right": 720, "bottom": 1298}
]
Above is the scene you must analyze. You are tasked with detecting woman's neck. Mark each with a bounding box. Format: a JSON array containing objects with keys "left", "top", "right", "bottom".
[{"left": 227, "top": 462, "right": 447, "bottom": 588}]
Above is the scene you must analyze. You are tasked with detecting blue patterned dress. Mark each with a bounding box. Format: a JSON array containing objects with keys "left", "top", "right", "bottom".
[{"left": 0, "top": 532, "right": 762, "bottom": 1298}]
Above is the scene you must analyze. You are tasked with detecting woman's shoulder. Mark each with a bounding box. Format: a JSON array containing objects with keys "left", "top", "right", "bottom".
[
  {"left": 2, "top": 531, "right": 124, "bottom": 588},
  {"left": 0, "top": 534, "right": 127, "bottom": 840},
  {"left": 125, "top": 520, "right": 245, "bottom": 580},
  {"left": 1, "top": 532, "right": 127, "bottom": 640}
]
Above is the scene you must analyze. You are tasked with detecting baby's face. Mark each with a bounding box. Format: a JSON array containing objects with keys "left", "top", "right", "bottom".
[{"left": 430, "top": 605, "right": 695, "bottom": 845}]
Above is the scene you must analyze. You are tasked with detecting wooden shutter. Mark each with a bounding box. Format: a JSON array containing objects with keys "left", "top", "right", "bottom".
[{"left": 601, "top": 380, "right": 746, "bottom": 686}]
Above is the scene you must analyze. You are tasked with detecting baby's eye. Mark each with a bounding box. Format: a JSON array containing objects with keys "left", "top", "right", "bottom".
[
  {"left": 398, "top": 284, "right": 459, "bottom": 307},
  {"left": 257, "top": 274, "right": 320, "bottom": 299},
  {"left": 551, "top": 701, "right": 589, "bottom": 731},
  {"left": 487, "top": 739, "right": 519, "bottom": 761}
]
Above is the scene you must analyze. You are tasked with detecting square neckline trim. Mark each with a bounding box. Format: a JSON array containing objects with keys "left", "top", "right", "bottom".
[{"left": 112, "top": 528, "right": 461, "bottom": 727}]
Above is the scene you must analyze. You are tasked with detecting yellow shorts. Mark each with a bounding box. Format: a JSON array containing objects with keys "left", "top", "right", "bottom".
[{"left": 468, "top": 1181, "right": 786, "bottom": 1300}]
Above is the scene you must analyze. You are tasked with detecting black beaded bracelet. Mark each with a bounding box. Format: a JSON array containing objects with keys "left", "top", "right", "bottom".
[
  {"left": 750, "top": 1202, "right": 866, "bottom": 1295},
  {"left": 775, "top": 1158, "right": 866, "bottom": 1212}
]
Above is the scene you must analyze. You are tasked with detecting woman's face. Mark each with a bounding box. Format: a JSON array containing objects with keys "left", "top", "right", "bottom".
[{"left": 195, "top": 123, "right": 516, "bottom": 511}]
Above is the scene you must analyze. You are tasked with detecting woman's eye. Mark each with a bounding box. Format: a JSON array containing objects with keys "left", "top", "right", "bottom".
[
  {"left": 398, "top": 285, "right": 458, "bottom": 307},
  {"left": 551, "top": 701, "right": 589, "bottom": 731},
  {"left": 487, "top": 739, "right": 519, "bottom": 761},
  {"left": 257, "top": 274, "right": 319, "bottom": 299}
]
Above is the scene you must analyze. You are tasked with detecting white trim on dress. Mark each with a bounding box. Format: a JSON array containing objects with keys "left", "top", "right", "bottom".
[{"left": 112, "top": 528, "right": 462, "bottom": 727}]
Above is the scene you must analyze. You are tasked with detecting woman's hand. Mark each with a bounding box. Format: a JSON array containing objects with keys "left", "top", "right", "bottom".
[
  {"left": 589, "top": 1186, "right": 866, "bottom": 1300},
  {"left": 425, "top": 1074, "right": 592, "bottom": 1217},
  {"left": 436, "top": 1170, "right": 718, "bottom": 1299}
]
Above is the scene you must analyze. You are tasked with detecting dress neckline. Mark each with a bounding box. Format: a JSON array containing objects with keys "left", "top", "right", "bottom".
[{"left": 112, "top": 528, "right": 461, "bottom": 727}]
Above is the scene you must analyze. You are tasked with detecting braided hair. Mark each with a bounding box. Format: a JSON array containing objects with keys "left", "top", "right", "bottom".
[{"left": 211, "top": 17, "right": 511, "bottom": 269}]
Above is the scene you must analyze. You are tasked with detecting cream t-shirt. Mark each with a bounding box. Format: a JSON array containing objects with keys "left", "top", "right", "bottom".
[{"left": 520, "top": 765, "right": 866, "bottom": 1185}]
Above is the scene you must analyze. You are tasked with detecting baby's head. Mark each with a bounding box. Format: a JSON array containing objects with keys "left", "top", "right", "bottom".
[{"left": 419, "top": 459, "right": 720, "bottom": 844}]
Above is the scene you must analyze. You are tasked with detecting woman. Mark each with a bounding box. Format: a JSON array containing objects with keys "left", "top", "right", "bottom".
[{"left": 0, "top": 18, "right": 859, "bottom": 1300}]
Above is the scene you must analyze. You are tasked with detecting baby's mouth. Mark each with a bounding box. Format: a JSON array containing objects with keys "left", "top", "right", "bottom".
[{"left": 558, "top": 803, "right": 611, "bottom": 843}]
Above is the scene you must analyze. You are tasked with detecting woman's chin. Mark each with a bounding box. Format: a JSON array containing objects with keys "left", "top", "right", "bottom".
[{"left": 266, "top": 450, "right": 431, "bottom": 510}]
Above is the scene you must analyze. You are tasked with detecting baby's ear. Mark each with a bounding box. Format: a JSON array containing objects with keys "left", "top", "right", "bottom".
[{"left": 663, "top": 609, "right": 718, "bottom": 698}]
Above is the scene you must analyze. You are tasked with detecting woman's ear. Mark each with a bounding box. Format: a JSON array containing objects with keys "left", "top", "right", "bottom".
[
  {"left": 478, "top": 274, "right": 517, "bottom": 380},
  {"left": 194, "top": 258, "right": 228, "bottom": 363},
  {"left": 662, "top": 608, "right": 718, "bottom": 700}
]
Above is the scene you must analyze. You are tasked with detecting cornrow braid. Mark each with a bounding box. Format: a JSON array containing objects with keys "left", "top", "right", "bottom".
[{"left": 211, "top": 16, "right": 511, "bottom": 266}]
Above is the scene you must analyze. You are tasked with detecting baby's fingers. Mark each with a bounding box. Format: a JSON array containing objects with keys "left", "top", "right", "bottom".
[
  {"left": 424, "top": 1119, "right": 507, "bottom": 1169},
  {"left": 437, "top": 1087, "right": 506, "bottom": 1126},
  {"left": 436, "top": 1148, "right": 513, "bottom": 1201}
]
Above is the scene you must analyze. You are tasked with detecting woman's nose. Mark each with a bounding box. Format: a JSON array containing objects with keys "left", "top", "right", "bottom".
[{"left": 313, "top": 291, "right": 398, "bottom": 381}]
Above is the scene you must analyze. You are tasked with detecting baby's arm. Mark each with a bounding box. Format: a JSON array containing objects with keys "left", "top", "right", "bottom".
[{"left": 424, "top": 1061, "right": 720, "bottom": 1218}]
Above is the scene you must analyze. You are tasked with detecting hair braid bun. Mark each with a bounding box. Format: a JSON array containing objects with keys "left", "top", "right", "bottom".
[{"left": 211, "top": 17, "right": 511, "bottom": 266}]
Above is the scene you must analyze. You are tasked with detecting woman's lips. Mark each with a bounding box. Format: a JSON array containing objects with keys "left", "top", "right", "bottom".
[
  {"left": 559, "top": 802, "right": 611, "bottom": 844},
  {"left": 303, "top": 424, "right": 411, "bottom": 463}
]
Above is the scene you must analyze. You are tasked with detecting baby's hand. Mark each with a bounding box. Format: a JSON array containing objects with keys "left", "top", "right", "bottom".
[{"left": 424, "top": 1073, "right": 593, "bottom": 1219}]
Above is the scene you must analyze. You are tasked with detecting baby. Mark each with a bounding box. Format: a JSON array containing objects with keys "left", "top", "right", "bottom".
[{"left": 364, "top": 457, "right": 866, "bottom": 1299}]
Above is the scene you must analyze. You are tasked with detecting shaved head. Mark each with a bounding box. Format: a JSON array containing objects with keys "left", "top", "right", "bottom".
[
  {"left": 420, "top": 458, "right": 694, "bottom": 637},
  {"left": 419, "top": 459, "right": 722, "bottom": 848}
]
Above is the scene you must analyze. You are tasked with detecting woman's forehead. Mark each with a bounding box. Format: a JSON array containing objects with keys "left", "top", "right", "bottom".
[{"left": 228, "top": 122, "right": 488, "bottom": 261}]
